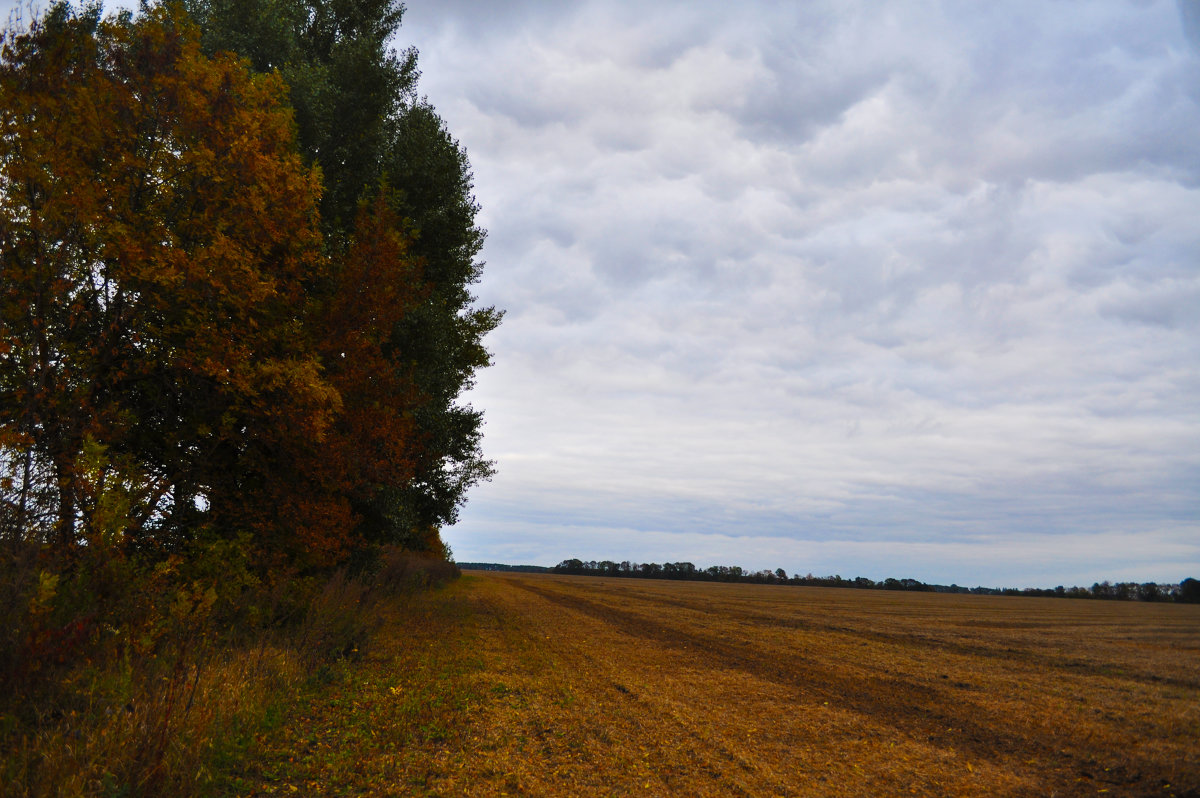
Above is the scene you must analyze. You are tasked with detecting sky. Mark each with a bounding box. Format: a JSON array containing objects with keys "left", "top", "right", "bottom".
[{"left": 6, "top": 0, "right": 1199, "bottom": 587}]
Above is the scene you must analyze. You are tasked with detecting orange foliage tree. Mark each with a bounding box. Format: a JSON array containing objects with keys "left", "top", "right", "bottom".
[{"left": 0, "top": 4, "right": 387, "bottom": 566}]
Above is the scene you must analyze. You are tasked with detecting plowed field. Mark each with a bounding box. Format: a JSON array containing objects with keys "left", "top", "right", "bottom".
[{"left": 228, "top": 572, "right": 1200, "bottom": 796}]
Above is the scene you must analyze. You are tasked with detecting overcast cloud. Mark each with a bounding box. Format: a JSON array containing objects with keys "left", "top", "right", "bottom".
[
  {"left": 7, "top": 0, "right": 1198, "bottom": 586},
  {"left": 400, "top": 0, "right": 1200, "bottom": 587}
]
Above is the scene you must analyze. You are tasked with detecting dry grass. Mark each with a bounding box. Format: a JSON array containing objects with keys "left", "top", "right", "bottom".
[
  {"left": 221, "top": 571, "right": 1200, "bottom": 797},
  {"left": 2, "top": 636, "right": 309, "bottom": 797},
  {"left": 1, "top": 548, "right": 459, "bottom": 797}
]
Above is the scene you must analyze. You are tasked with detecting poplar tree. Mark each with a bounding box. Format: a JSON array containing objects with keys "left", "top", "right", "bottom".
[{"left": 183, "top": 0, "right": 500, "bottom": 552}]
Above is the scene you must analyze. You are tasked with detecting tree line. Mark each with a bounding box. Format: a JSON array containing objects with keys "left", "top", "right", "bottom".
[
  {"left": 0, "top": 0, "right": 498, "bottom": 571},
  {"left": 458, "top": 562, "right": 551, "bottom": 573},
  {"left": 553, "top": 560, "right": 1200, "bottom": 603}
]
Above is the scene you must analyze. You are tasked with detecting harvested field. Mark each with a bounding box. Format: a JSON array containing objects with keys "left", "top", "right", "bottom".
[{"left": 227, "top": 571, "right": 1200, "bottom": 796}]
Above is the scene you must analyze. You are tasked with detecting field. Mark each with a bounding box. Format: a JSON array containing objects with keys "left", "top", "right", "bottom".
[{"left": 225, "top": 571, "right": 1200, "bottom": 797}]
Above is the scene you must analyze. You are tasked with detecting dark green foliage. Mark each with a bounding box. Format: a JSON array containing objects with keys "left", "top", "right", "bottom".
[
  {"left": 379, "top": 101, "right": 501, "bottom": 536},
  {"left": 182, "top": 0, "right": 415, "bottom": 238}
]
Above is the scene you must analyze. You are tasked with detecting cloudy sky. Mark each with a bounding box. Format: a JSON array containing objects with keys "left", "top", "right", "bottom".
[
  {"left": 400, "top": 0, "right": 1200, "bottom": 587},
  {"left": 7, "top": 0, "right": 1198, "bottom": 587}
]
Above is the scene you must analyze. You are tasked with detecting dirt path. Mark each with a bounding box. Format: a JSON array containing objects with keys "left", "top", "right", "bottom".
[{"left": 219, "top": 572, "right": 1200, "bottom": 797}]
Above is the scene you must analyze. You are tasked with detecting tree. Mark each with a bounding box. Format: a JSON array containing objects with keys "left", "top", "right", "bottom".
[
  {"left": 1136, "top": 582, "right": 1162, "bottom": 602},
  {"left": 182, "top": 0, "right": 500, "bottom": 553},
  {"left": 295, "top": 192, "right": 427, "bottom": 560},
  {"left": 0, "top": 3, "right": 340, "bottom": 558},
  {"left": 639, "top": 562, "right": 662, "bottom": 578},
  {"left": 180, "top": 0, "right": 413, "bottom": 239}
]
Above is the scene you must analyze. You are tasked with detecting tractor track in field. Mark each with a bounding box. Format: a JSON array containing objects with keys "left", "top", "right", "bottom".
[
  {"left": 511, "top": 583, "right": 1028, "bottom": 754},
  {"left": 589, "top": 582, "right": 1200, "bottom": 692},
  {"left": 508, "top": 576, "right": 1190, "bottom": 796},
  {"left": 225, "top": 572, "right": 1200, "bottom": 797}
]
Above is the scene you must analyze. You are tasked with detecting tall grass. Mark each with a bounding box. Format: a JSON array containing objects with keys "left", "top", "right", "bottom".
[{"left": 0, "top": 541, "right": 459, "bottom": 797}]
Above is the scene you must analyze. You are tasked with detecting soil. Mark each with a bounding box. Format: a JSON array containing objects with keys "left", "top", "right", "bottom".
[{"left": 225, "top": 571, "right": 1200, "bottom": 797}]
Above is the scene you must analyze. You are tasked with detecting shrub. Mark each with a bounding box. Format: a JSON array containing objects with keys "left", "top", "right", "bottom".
[
  {"left": 372, "top": 546, "right": 462, "bottom": 594},
  {"left": 298, "top": 568, "right": 377, "bottom": 665}
]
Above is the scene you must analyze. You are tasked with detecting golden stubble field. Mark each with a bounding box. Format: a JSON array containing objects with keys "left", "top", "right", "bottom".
[{"left": 233, "top": 571, "right": 1200, "bottom": 797}]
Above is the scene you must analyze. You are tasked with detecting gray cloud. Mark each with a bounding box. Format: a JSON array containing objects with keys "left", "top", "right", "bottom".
[{"left": 1180, "top": 0, "right": 1200, "bottom": 52}]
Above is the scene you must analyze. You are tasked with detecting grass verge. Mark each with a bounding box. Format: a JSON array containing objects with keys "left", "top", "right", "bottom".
[{"left": 0, "top": 543, "right": 459, "bottom": 797}]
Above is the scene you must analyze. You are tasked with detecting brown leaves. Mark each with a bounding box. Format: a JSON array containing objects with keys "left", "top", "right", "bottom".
[{"left": 266, "top": 193, "right": 429, "bottom": 566}]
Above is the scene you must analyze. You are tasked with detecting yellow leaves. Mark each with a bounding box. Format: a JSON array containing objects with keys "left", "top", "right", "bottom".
[
  {"left": 1, "top": 3, "right": 437, "bottom": 568},
  {"left": 169, "top": 582, "right": 219, "bottom": 625},
  {"left": 29, "top": 570, "right": 59, "bottom": 617},
  {"left": 1, "top": 4, "right": 344, "bottom": 554}
]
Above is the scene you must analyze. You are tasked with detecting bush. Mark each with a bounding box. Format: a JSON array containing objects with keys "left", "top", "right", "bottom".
[
  {"left": 0, "top": 529, "right": 461, "bottom": 796},
  {"left": 298, "top": 568, "right": 376, "bottom": 665},
  {"left": 372, "top": 546, "right": 462, "bottom": 594}
]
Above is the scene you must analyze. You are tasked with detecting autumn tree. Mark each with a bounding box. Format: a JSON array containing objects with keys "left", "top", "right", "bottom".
[
  {"left": 0, "top": 3, "right": 345, "bottom": 561},
  {"left": 182, "top": 0, "right": 501, "bottom": 553},
  {"left": 287, "top": 193, "right": 428, "bottom": 563},
  {"left": 1, "top": 0, "right": 497, "bottom": 567}
]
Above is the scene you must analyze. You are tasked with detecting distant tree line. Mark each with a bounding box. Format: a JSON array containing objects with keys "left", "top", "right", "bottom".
[
  {"left": 552, "top": 560, "right": 1200, "bottom": 603},
  {"left": 457, "top": 562, "right": 550, "bottom": 573}
]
